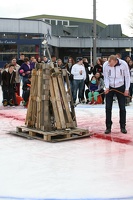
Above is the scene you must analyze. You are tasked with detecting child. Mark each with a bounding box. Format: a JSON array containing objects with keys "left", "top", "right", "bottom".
[
  {"left": 22, "top": 74, "right": 31, "bottom": 106},
  {"left": 88, "top": 76, "right": 99, "bottom": 104}
]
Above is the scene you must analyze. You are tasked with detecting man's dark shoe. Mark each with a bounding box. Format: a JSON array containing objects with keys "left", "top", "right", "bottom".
[
  {"left": 121, "top": 128, "right": 127, "bottom": 134},
  {"left": 3, "top": 99, "right": 8, "bottom": 106},
  {"left": 8, "top": 99, "right": 14, "bottom": 106},
  {"left": 104, "top": 128, "right": 111, "bottom": 134}
]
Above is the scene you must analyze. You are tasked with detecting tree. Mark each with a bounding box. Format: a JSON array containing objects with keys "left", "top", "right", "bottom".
[{"left": 128, "top": 13, "right": 133, "bottom": 29}]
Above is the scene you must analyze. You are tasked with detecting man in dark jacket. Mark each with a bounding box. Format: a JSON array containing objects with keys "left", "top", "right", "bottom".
[
  {"left": 82, "top": 58, "right": 92, "bottom": 103},
  {"left": 2, "top": 63, "right": 17, "bottom": 106},
  {"left": 17, "top": 53, "right": 25, "bottom": 66},
  {"left": 0, "top": 68, "right": 2, "bottom": 85}
]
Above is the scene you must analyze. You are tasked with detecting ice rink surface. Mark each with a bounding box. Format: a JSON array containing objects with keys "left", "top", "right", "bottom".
[{"left": 0, "top": 88, "right": 133, "bottom": 200}]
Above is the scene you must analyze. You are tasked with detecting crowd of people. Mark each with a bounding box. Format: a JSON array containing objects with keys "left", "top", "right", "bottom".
[
  {"left": 0, "top": 54, "right": 34, "bottom": 106},
  {"left": 0, "top": 53, "right": 132, "bottom": 134},
  {"left": 0, "top": 53, "right": 132, "bottom": 108}
]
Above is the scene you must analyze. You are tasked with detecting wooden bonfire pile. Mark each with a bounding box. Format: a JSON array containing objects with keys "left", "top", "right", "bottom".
[{"left": 16, "top": 63, "right": 91, "bottom": 142}]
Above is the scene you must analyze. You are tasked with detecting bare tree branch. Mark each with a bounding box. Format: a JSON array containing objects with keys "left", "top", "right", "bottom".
[{"left": 128, "top": 13, "right": 133, "bottom": 29}]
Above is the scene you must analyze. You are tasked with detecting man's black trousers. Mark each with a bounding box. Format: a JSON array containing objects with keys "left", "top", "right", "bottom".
[{"left": 105, "top": 85, "right": 126, "bottom": 128}]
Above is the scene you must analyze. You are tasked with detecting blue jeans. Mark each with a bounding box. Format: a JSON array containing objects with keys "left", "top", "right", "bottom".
[
  {"left": 73, "top": 79, "right": 84, "bottom": 102},
  {"left": 70, "top": 80, "right": 73, "bottom": 97},
  {"left": 22, "top": 76, "right": 28, "bottom": 85}
]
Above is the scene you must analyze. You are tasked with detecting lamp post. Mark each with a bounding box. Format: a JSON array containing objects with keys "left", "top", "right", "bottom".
[
  {"left": 90, "top": 37, "right": 93, "bottom": 66},
  {"left": 129, "top": 39, "right": 132, "bottom": 57},
  {"left": 93, "top": 0, "right": 97, "bottom": 65}
]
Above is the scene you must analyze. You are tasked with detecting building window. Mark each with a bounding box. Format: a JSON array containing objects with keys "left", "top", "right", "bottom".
[
  {"left": 45, "top": 19, "right": 50, "bottom": 24},
  {"left": 19, "top": 34, "right": 42, "bottom": 39},
  {"left": 100, "top": 48, "right": 115, "bottom": 53},
  {"left": 0, "top": 44, "right": 17, "bottom": 53},
  {"left": 63, "top": 21, "right": 68, "bottom": 25},
  {"left": 51, "top": 20, "right": 56, "bottom": 25},
  {"left": 0, "top": 44, "right": 17, "bottom": 61},
  {"left": 0, "top": 54, "right": 17, "bottom": 61},
  {"left": 19, "top": 34, "right": 32, "bottom": 39},
  {"left": 19, "top": 45, "right": 40, "bottom": 55},
  {"left": 0, "top": 34, "right": 18, "bottom": 39},
  {"left": 82, "top": 49, "right": 89, "bottom": 53},
  {"left": 57, "top": 21, "right": 62, "bottom": 25}
]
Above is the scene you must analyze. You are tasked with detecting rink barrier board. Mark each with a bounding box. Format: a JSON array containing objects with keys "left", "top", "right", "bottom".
[{"left": 8, "top": 126, "right": 93, "bottom": 142}]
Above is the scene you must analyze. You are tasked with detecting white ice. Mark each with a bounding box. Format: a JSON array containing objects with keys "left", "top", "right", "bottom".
[{"left": 0, "top": 87, "right": 133, "bottom": 200}]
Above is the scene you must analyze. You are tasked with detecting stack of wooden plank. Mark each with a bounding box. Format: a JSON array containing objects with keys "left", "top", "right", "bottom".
[
  {"left": 25, "top": 63, "right": 77, "bottom": 131},
  {"left": 9, "top": 63, "right": 92, "bottom": 142}
]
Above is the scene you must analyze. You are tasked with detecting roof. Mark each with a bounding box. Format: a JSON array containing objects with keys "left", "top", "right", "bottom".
[{"left": 23, "top": 14, "right": 107, "bottom": 28}]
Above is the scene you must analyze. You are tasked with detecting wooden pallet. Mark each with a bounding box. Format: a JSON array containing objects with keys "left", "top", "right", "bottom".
[{"left": 8, "top": 126, "right": 93, "bottom": 142}]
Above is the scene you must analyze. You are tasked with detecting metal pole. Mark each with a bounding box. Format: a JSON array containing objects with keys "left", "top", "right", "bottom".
[
  {"left": 129, "top": 39, "right": 131, "bottom": 57},
  {"left": 90, "top": 37, "right": 93, "bottom": 66},
  {"left": 93, "top": 0, "right": 97, "bottom": 65}
]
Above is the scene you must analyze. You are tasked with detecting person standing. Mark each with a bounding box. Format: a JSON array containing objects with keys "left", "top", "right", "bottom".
[
  {"left": 125, "top": 55, "right": 131, "bottom": 65},
  {"left": 2, "top": 64, "right": 18, "bottom": 106},
  {"left": 103, "top": 55, "right": 130, "bottom": 134},
  {"left": 19, "top": 57, "right": 34, "bottom": 85},
  {"left": 81, "top": 57, "right": 92, "bottom": 103},
  {"left": 92, "top": 58, "right": 103, "bottom": 78},
  {"left": 51, "top": 55, "right": 57, "bottom": 67},
  {"left": 128, "top": 59, "right": 133, "bottom": 102},
  {"left": 42, "top": 56, "right": 49, "bottom": 64},
  {"left": 37, "top": 56, "right": 42, "bottom": 63},
  {"left": 17, "top": 53, "right": 25, "bottom": 85},
  {"left": 64, "top": 57, "right": 75, "bottom": 95},
  {"left": 22, "top": 74, "right": 31, "bottom": 106},
  {"left": 11, "top": 58, "right": 21, "bottom": 96},
  {"left": 57, "top": 58, "right": 64, "bottom": 69},
  {"left": 71, "top": 58, "right": 86, "bottom": 104},
  {"left": 30, "top": 56, "right": 36, "bottom": 69},
  {"left": 0, "top": 68, "right": 2, "bottom": 86},
  {"left": 17, "top": 53, "right": 25, "bottom": 66}
]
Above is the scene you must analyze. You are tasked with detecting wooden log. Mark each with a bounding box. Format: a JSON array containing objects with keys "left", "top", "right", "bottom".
[
  {"left": 64, "top": 70, "right": 77, "bottom": 127},
  {"left": 57, "top": 73, "right": 73, "bottom": 126},
  {"left": 49, "top": 77, "right": 62, "bottom": 129},
  {"left": 52, "top": 75, "right": 66, "bottom": 129},
  {"left": 31, "top": 70, "right": 37, "bottom": 126},
  {"left": 41, "top": 63, "right": 51, "bottom": 131},
  {"left": 36, "top": 69, "right": 42, "bottom": 129},
  {"left": 44, "top": 66, "right": 51, "bottom": 131},
  {"left": 40, "top": 64, "right": 45, "bottom": 130},
  {"left": 25, "top": 69, "right": 37, "bottom": 127}
]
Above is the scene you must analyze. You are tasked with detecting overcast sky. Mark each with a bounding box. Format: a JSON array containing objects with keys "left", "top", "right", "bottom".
[{"left": 0, "top": 0, "right": 133, "bottom": 36}]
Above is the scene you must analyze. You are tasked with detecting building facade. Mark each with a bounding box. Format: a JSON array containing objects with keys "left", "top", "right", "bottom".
[
  {"left": 0, "top": 16, "right": 133, "bottom": 67},
  {"left": 0, "top": 18, "right": 51, "bottom": 67}
]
